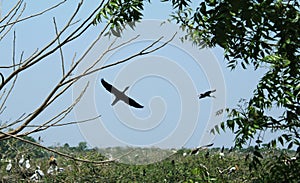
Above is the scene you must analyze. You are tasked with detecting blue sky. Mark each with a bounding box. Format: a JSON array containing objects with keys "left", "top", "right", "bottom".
[{"left": 0, "top": 1, "right": 267, "bottom": 148}]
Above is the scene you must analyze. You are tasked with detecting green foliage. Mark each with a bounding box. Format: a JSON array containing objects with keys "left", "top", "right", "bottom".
[
  {"left": 93, "top": 0, "right": 150, "bottom": 37},
  {"left": 0, "top": 136, "right": 46, "bottom": 159},
  {"left": 178, "top": 0, "right": 300, "bottom": 167},
  {"left": 2, "top": 145, "right": 299, "bottom": 182},
  {"left": 161, "top": 0, "right": 191, "bottom": 10},
  {"left": 172, "top": 0, "right": 300, "bottom": 69}
]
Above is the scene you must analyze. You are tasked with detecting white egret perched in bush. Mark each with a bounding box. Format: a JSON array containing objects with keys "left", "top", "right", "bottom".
[
  {"left": 36, "top": 166, "right": 45, "bottom": 177},
  {"left": 25, "top": 159, "right": 31, "bottom": 169},
  {"left": 19, "top": 155, "right": 25, "bottom": 167},
  {"left": 30, "top": 166, "right": 44, "bottom": 181},
  {"left": 228, "top": 165, "right": 239, "bottom": 174},
  {"left": 219, "top": 146, "right": 225, "bottom": 159},
  {"left": 6, "top": 159, "right": 12, "bottom": 173}
]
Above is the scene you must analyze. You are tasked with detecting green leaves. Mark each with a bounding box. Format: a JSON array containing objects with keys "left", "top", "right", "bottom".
[
  {"left": 171, "top": 0, "right": 300, "bottom": 70},
  {"left": 161, "top": 0, "right": 191, "bottom": 10},
  {"left": 93, "top": 0, "right": 147, "bottom": 37}
]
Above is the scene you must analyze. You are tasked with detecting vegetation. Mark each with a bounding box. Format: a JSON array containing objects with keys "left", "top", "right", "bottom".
[{"left": 0, "top": 138, "right": 299, "bottom": 182}]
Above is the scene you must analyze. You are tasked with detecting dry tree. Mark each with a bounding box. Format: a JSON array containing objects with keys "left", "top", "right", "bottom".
[{"left": 0, "top": 0, "right": 175, "bottom": 164}]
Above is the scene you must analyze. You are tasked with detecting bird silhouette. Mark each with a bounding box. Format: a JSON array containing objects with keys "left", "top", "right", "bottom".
[
  {"left": 198, "top": 89, "right": 216, "bottom": 99},
  {"left": 190, "top": 143, "right": 214, "bottom": 155},
  {"left": 101, "top": 78, "right": 143, "bottom": 108}
]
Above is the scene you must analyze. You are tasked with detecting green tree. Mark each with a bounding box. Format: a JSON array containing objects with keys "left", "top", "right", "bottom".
[
  {"left": 94, "top": 0, "right": 300, "bottom": 162},
  {"left": 78, "top": 142, "right": 88, "bottom": 151},
  {"left": 173, "top": 0, "right": 300, "bottom": 154}
]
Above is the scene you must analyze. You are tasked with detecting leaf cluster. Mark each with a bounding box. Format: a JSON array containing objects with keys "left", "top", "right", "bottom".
[{"left": 93, "top": 0, "right": 150, "bottom": 37}]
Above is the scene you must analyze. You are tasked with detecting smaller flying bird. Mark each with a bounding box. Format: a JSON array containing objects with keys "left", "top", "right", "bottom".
[
  {"left": 198, "top": 89, "right": 216, "bottom": 99},
  {"left": 101, "top": 78, "right": 143, "bottom": 108},
  {"left": 190, "top": 143, "right": 214, "bottom": 155}
]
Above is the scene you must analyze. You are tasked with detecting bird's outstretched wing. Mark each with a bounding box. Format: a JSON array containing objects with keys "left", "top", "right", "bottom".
[
  {"left": 190, "top": 143, "right": 214, "bottom": 155},
  {"left": 199, "top": 89, "right": 216, "bottom": 99},
  {"left": 210, "top": 89, "right": 217, "bottom": 93},
  {"left": 101, "top": 79, "right": 118, "bottom": 93},
  {"left": 101, "top": 78, "right": 143, "bottom": 108},
  {"left": 127, "top": 97, "right": 144, "bottom": 108}
]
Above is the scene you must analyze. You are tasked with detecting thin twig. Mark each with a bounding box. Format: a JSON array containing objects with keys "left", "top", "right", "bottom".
[
  {"left": 25, "top": 82, "right": 90, "bottom": 135},
  {"left": 0, "top": 2, "right": 25, "bottom": 41},
  {"left": 0, "top": 0, "right": 22, "bottom": 24},
  {"left": 26, "top": 115, "right": 101, "bottom": 128},
  {"left": 53, "top": 17, "right": 65, "bottom": 77},
  {"left": 0, "top": 71, "right": 18, "bottom": 113},
  {"left": 12, "top": 31, "right": 16, "bottom": 71},
  {"left": 62, "top": 32, "right": 177, "bottom": 86},
  {"left": 0, "top": 0, "right": 66, "bottom": 28},
  {"left": 0, "top": 130, "right": 129, "bottom": 164},
  {"left": 0, "top": 0, "right": 105, "bottom": 91}
]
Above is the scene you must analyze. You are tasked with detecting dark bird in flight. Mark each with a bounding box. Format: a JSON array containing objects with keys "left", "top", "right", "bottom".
[
  {"left": 101, "top": 78, "right": 143, "bottom": 108},
  {"left": 198, "top": 89, "right": 216, "bottom": 99},
  {"left": 190, "top": 143, "right": 214, "bottom": 155}
]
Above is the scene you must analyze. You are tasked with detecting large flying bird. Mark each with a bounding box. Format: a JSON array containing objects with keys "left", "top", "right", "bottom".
[
  {"left": 101, "top": 79, "right": 143, "bottom": 108},
  {"left": 198, "top": 89, "right": 216, "bottom": 99}
]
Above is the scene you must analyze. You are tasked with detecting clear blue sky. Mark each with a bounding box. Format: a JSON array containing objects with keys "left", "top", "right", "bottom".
[{"left": 1, "top": 1, "right": 267, "bottom": 149}]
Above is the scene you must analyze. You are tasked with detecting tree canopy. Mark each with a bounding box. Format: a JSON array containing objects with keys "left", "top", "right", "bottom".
[{"left": 93, "top": 0, "right": 300, "bottom": 159}]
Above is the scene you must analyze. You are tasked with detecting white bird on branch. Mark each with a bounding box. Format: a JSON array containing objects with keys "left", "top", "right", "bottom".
[
  {"left": 228, "top": 165, "right": 239, "bottom": 174},
  {"left": 30, "top": 166, "right": 44, "bottom": 181},
  {"left": 6, "top": 159, "right": 12, "bottom": 173},
  {"left": 25, "top": 159, "right": 31, "bottom": 169},
  {"left": 19, "top": 154, "right": 25, "bottom": 167},
  {"left": 219, "top": 146, "right": 225, "bottom": 159}
]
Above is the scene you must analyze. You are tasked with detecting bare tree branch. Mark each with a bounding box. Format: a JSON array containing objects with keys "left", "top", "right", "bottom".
[
  {"left": 53, "top": 17, "right": 65, "bottom": 77},
  {"left": 62, "top": 32, "right": 177, "bottom": 86},
  {"left": 26, "top": 115, "right": 101, "bottom": 128},
  {"left": 0, "top": 0, "right": 66, "bottom": 28},
  {"left": 0, "top": 0, "right": 22, "bottom": 24},
  {"left": 0, "top": 113, "right": 29, "bottom": 131},
  {"left": 0, "top": 70, "right": 18, "bottom": 114},
  {"left": 0, "top": 0, "right": 105, "bottom": 91},
  {"left": 0, "top": 130, "right": 133, "bottom": 164},
  {"left": 0, "top": 2, "right": 25, "bottom": 41},
  {"left": 24, "top": 82, "right": 90, "bottom": 136}
]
